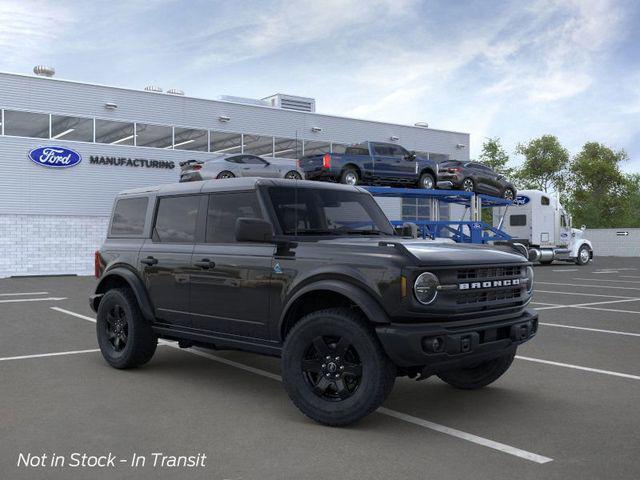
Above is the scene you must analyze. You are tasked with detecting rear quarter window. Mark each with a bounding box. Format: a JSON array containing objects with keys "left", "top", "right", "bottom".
[{"left": 110, "top": 197, "right": 148, "bottom": 236}]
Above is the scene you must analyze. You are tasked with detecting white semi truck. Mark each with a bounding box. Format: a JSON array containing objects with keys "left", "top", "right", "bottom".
[{"left": 493, "top": 189, "right": 593, "bottom": 265}]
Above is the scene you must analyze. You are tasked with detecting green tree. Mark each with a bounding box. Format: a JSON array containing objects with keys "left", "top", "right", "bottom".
[
  {"left": 514, "top": 135, "right": 569, "bottom": 192},
  {"left": 478, "top": 137, "right": 514, "bottom": 177},
  {"left": 566, "top": 142, "right": 636, "bottom": 228}
]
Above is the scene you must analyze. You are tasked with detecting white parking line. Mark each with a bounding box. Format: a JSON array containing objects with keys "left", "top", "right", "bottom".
[
  {"left": 621, "top": 275, "right": 640, "bottom": 279},
  {"left": 51, "top": 307, "right": 96, "bottom": 323},
  {"left": 537, "top": 282, "right": 640, "bottom": 291},
  {"left": 540, "top": 322, "right": 640, "bottom": 337},
  {"left": 552, "top": 269, "right": 578, "bottom": 272},
  {"left": 377, "top": 408, "right": 553, "bottom": 464},
  {"left": 573, "top": 277, "right": 640, "bottom": 284},
  {"left": 0, "top": 297, "right": 67, "bottom": 304},
  {"left": 49, "top": 307, "right": 553, "bottom": 464},
  {"left": 0, "top": 291, "right": 49, "bottom": 296},
  {"left": 535, "top": 290, "right": 636, "bottom": 299},
  {"left": 516, "top": 356, "right": 640, "bottom": 381},
  {"left": 533, "top": 297, "right": 640, "bottom": 311},
  {"left": 0, "top": 349, "right": 100, "bottom": 362},
  {"left": 574, "top": 305, "right": 640, "bottom": 315}
]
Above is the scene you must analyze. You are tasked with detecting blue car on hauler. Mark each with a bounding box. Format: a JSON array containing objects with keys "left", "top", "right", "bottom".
[{"left": 298, "top": 141, "right": 439, "bottom": 189}]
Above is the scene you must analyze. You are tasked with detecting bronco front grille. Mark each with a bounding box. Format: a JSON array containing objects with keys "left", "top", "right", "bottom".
[
  {"left": 457, "top": 266, "right": 523, "bottom": 280},
  {"left": 456, "top": 287, "right": 522, "bottom": 305}
]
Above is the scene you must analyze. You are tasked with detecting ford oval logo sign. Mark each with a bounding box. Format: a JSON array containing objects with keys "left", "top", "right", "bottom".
[
  {"left": 514, "top": 195, "right": 530, "bottom": 206},
  {"left": 28, "top": 146, "right": 82, "bottom": 168}
]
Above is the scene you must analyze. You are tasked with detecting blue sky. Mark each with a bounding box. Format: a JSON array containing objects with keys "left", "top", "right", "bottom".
[{"left": 1, "top": 0, "right": 639, "bottom": 171}]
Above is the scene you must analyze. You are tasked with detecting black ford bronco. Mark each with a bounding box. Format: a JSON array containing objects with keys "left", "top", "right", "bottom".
[{"left": 91, "top": 178, "right": 537, "bottom": 426}]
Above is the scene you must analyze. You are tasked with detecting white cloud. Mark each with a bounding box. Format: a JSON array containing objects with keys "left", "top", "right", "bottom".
[{"left": 0, "top": 0, "right": 74, "bottom": 69}]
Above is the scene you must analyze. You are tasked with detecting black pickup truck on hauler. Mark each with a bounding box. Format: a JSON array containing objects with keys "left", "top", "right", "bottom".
[{"left": 91, "top": 178, "right": 537, "bottom": 426}]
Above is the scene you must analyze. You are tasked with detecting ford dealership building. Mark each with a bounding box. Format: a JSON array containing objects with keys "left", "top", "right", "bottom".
[{"left": 0, "top": 70, "right": 470, "bottom": 277}]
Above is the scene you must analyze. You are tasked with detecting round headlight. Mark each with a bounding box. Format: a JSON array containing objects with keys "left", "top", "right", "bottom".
[
  {"left": 526, "top": 266, "right": 534, "bottom": 294},
  {"left": 414, "top": 272, "right": 439, "bottom": 305}
]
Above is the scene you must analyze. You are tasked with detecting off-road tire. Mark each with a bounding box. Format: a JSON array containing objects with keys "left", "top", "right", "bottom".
[
  {"left": 282, "top": 308, "right": 396, "bottom": 426},
  {"left": 437, "top": 349, "right": 516, "bottom": 390},
  {"left": 96, "top": 288, "right": 157, "bottom": 369},
  {"left": 340, "top": 168, "right": 359, "bottom": 186}
]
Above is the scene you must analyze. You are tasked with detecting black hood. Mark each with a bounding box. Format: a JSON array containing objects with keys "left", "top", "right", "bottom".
[{"left": 316, "top": 237, "right": 526, "bottom": 266}]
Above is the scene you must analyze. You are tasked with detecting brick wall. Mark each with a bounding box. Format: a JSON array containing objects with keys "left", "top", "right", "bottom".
[{"left": 0, "top": 215, "right": 109, "bottom": 278}]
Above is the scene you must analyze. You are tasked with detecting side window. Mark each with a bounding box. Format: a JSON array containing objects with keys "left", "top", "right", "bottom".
[
  {"left": 561, "top": 215, "right": 567, "bottom": 227},
  {"left": 206, "top": 192, "right": 263, "bottom": 243},
  {"left": 541, "top": 196, "right": 550, "bottom": 206},
  {"left": 154, "top": 196, "right": 200, "bottom": 243},
  {"left": 388, "top": 145, "right": 407, "bottom": 158},
  {"left": 510, "top": 215, "right": 527, "bottom": 226},
  {"left": 373, "top": 144, "right": 391, "bottom": 156},
  {"left": 226, "top": 156, "right": 243, "bottom": 164},
  {"left": 242, "top": 155, "right": 267, "bottom": 165},
  {"left": 110, "top": 197, "right": 148, "bottom": 236}
]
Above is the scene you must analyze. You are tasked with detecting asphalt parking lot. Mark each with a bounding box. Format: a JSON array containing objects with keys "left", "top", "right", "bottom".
[{"left": 2, "top": 257, "right": 639, "bottom": 480}]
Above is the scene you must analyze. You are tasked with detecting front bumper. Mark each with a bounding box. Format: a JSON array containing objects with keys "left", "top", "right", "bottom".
[{"left": 375, "top": 309, "right": 538, "bottom": 370}]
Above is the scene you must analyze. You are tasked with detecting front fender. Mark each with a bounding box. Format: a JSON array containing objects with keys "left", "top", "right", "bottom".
[
  {"left": 279, "top": 278, "right": 391, "bottom": 333},
  {"left": 570, "top": 239, "right": 593, "bottom": 257},
  {"left": 92, "top": 267, "right": 155, "bottom": 322}
]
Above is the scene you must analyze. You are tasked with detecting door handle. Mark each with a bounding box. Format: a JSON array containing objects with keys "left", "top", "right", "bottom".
[
  {"left": 141, "top": 256, "right": 158, "bottom": 266},
  {"left": 194, "top": 259, "right": 216, "bottom": 269}
]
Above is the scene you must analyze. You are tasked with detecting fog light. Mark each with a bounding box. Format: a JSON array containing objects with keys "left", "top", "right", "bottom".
[{"left": 422, "top": 336, "right": 445, "bottom": 353}]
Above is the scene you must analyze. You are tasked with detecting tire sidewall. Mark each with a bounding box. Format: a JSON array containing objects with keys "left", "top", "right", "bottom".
[
  {"left": 419, "top": 173, "right": 435, "bottom": 189},
  {"left": 96, "top": 290, "right": 139, "bottom": 368},
  {"left": 282, "top": 312, "right": 390, "bottom": 423},
  {"left": 341, "top": 168, "right": 358, "bottom": 186},
  {"left": 577, "top": 245, "right": 591, "bottom": 265},
  {"left": 462, "top": 178, "right": 475, "bottom": 192}
]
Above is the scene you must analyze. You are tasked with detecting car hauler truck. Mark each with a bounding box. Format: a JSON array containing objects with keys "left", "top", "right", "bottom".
[{"left": 494, "top": 189, "right": 593, "bottom": 265}]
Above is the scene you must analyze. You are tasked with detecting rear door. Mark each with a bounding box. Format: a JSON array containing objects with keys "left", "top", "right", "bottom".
[
  {"left": 139, "top": 194, "right": 200, "bottom": 327},
  {"left": 189, "top": 191, "right": 274, "bottom": 339},
  {"left": 371, "top": 143, "right": 398, "bottom": 180}
]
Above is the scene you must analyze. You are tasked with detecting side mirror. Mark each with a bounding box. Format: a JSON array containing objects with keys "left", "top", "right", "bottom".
[
  {"left": 235, "top": 218, "right": 273, "bottom": 243},
  {"left": 405, "top": 151, "right": 416, "bottom": 161},
  {"left": 581, "top": 225, "right": 586, "bottom": 231}
]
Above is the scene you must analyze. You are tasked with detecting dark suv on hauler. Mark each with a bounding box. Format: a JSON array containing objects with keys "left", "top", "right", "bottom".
[{"left": 91, "top": 178, "right": 537, "bottom": 426}]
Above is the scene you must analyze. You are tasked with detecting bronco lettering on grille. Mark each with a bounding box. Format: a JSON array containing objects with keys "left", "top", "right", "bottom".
[{"left": 459, "top": 279, "right": 520, "bottom": 290}]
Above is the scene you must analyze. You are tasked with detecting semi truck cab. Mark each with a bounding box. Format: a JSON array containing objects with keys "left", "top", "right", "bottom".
[{"left": 494, "top": 189, "right": 593, "bottom": 265}]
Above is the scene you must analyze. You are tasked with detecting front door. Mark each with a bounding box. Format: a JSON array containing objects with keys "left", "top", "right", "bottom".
[
  {"left": 239, "top": 155, "right": 279, "bottom": 178},
  {"left": 139, "top": 194, "right": 200, "bottom": 327},
  {"left": 189, "top": 191, "right": 274, "bottom": 339}
]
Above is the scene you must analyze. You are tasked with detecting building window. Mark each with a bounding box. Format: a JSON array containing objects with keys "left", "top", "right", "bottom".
[
  {"left": 3, "top": 110, "right": 49, "bottom": 138},
  {"left": 95, "top": 119, "right": 135, "bottom": 145},
  {"left": 135, "top": 123, "right": 172, "bottom": 149},
  {"left": 210, "top": 131, "right": 242, "bottom": 154},
  {"left": 273, "top": 137, "right": 302, "bottom": 158},
  {"left": 173, "top": 127, "right": 208, "bottom": 151},
  {"left": 51, "top": 115, "right": 93, "bottom": 142},
  {"left": 243, "top": 135, "right": 274, "bottom": 156},
  {"left": 303, "top": 140, "right": 331, "bottom": 156}
]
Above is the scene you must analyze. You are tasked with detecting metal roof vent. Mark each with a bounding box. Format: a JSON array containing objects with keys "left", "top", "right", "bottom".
[
  {"left": 262, "top": 94, "right": 316, "bottom": 112},
  {"left": 167, "top": 88, "right": 185, "bottom": 96},
  {"left": 33, "top": 65, "right": 55, "bottom": 77},
  {"left": 144, "top": 85, "right": 163, "bottom": 93}
]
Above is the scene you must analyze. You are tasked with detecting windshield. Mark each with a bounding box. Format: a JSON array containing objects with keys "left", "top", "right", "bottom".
[{"left": 268, "top": 187, "right": 394, "bottom": 236}]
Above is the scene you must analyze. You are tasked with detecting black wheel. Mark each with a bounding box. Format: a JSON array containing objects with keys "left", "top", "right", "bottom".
[
  {"left": 217, "top": 171, "right": 235, "bottom": 179},
  {"left": 462, "top": 178, "right": 475, "bottom": 192},
  {"left": 576, "top": 245, "right": 591, "bottom": 265},
  {"left": 340, "top": 168, "right": 359, "bottom": 186},
  {"left": 437, "top": 349, "right": 515, "bottom": 390},
  {"left": 96, "top": 288, "right": 157, "bottom": 369},
  {"left": 503, "top": 187, "right": 515, "bottom": 200},
  {"left": 282, "top": 308, "right": 396, "bottom": 426},
  {"left": 284, "top": 170, "right": 303, "bottom": 180},
  {"left": 418, "top": 172, "right": 435, "bottom": 189}
]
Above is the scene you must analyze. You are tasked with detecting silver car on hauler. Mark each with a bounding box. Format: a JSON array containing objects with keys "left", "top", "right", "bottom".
[{"left": 179, "top": 154, "right": 305, "bottom": 182}]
